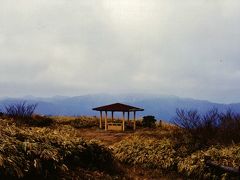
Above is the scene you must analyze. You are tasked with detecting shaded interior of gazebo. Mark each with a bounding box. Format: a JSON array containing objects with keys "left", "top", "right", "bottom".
[{"left": 92, "top": 103, "right": 144, "bottom": 131}]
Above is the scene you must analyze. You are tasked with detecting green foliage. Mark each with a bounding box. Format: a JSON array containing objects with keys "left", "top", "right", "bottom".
[{"left": 142, "top": 115, "right": 157, "bottom": 128}]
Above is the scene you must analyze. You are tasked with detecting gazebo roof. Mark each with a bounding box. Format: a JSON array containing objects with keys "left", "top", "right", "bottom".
[{"left": 92, "top": 103, "right": 144, "bottom": 112}]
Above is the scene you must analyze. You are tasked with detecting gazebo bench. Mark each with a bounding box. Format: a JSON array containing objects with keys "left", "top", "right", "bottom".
[{"left": 107, "top": 122, "right": 123, "bottom": 131}]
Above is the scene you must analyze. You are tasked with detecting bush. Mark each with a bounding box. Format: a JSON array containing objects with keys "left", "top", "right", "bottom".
[
  {"left": 4, "top": 102, "right": 53, "bottom": 127},
  {"left": 30, "top": 115, "right": 54, "bottom": 127},
  {"left": 173, "top": 108, "right": 240, "bottom": 145},
  {"left": 142, "top": 116, "right": 157, "bottom": 128},
  {"left": 5, "top": 101, "right": 37, "bottom": 120},
  {"left": 174, "top": 108, "right": 201, "bottom": 131}
]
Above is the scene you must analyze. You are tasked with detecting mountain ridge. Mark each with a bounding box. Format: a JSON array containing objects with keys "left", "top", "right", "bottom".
[{"left": 0, "top": 94, "right": 239, "bottom": 121}]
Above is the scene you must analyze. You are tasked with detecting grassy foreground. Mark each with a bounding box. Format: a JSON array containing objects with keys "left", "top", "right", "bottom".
[
  {"left": 112, "top": 128, "right": 240, "bottom": 179},
  {"left": 0, "top": 117, "right": 121, "bottom": 179},
  {"left": 0, "top": 115, "right": 239, "bottom": 179}
]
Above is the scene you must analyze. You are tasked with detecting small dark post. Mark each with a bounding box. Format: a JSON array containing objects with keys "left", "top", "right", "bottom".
[{"left": 159, "top": 120, "right": 162, "bottom": 128}]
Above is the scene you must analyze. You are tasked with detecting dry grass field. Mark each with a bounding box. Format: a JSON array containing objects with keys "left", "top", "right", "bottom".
[{"left": 0, "top": 114, "right": 239, "bottom": 179}]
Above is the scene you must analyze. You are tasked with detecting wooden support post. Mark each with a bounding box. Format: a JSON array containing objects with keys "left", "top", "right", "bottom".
[
  {"left": 127, "top": 111, "right": 130, "bottom": 128},
  {"left": 100, "top": 111, "right": 102, "bottom": 129},
  {"left": 111, "top": 111, "right": 114, "bottom": 122},
  {"left": 105, "top": 111, "right": 108, "bottom": 131},
  {"left": 122, "top": 112, "right": 125, "bottom": 131},
  {"left": 133, "top": 111, "right": 136, "bottom": 131}
]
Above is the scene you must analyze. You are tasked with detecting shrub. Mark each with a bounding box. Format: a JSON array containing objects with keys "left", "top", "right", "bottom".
[
  {"left": 4, "top": 102, "right": 53, "bottom": 127},
  {"left": 30, "top": 115, "right": 54, "bottom": 127},
  {"left": 174, "top": 108, "right": 201, "bottom": 130},
  {"left": 142, "top": 116, "right": 157, "bottom": 128},
  {"left": 5, "top": 101, "right": 37, "bottom": 120},
  {"left": 173, "top": 108, "right": 240, "bottom": 145},
  {"left": 218, "top": 109, "right": 240, "bottom": 143}
]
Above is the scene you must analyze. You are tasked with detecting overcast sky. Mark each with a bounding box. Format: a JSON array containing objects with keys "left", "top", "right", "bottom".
[{"left": 0, "top": 0, "right": 240, "bottom": 103}]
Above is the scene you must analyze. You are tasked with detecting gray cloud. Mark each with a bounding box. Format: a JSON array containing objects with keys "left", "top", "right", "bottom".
[{"left": 0, "top": 0, "right": 240, "bottom": 103}]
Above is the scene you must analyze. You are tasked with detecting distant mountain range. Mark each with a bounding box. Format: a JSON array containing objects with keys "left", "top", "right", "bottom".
[{"left": 0, "top": 94, "right": 239, "bottom": 121}]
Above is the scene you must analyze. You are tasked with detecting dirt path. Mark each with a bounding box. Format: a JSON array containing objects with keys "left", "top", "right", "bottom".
[{"left": 75, "top": 128, "right": 133, "bottom": 145}]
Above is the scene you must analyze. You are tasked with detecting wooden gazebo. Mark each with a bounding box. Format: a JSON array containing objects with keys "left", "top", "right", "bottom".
[{"left": 92, "top": 103, "right": 144, "bottom": 131}]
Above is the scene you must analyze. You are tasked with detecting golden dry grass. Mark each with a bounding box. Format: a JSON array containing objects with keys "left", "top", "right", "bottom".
[{"left": 1, "top": 115, "right": 239, "bottom": 179}]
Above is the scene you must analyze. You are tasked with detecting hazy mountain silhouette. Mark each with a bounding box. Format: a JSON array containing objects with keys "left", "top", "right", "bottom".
[{"left": 0, "top": 94, "right": 239, "bottom": 121}]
